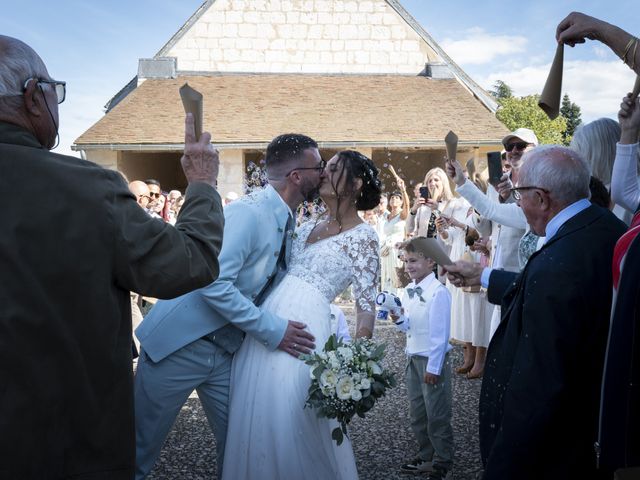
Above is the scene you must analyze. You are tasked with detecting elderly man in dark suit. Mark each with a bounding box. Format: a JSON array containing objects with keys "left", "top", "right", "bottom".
[
  {"left": 446, "top": 146, "right": 626, "bottom": 479},
  {"left": 0, "top": 35, "right": 224, "bottom": 479}
]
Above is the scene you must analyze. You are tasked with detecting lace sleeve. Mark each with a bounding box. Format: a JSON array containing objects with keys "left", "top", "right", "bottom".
[{"left": 348, "top": 225, "right": 381, "bottom": 313}]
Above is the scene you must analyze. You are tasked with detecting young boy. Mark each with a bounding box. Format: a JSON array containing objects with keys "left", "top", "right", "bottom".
[{"left": 392, "top": 237, "right": 454, "bottom": 479}]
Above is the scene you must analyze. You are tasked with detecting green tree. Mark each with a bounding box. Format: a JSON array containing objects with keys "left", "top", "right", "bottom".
[
  {"left": 496, "top": 94, "right": 567, "bottom": 145},
  {"left": 560, "top": 93, "right": 582, "bottom": 145},
  {"left": 490, "top": 80, "right": 513, "bottom": 103}
]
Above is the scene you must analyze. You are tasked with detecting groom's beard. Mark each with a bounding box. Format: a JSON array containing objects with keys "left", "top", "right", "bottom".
[
  {"left": 301, "top": 179, "right": 322, "bottom": 202},
  {"left": 303, "top": 186, "right": 321, "bottom": 202}
]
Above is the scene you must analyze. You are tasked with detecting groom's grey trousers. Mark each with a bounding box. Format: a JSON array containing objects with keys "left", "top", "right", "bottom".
[{"left": 134, "top": 328, "right": 241, "bottom": 479}]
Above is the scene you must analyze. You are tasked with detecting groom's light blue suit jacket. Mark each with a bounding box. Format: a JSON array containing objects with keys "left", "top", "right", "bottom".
[{"left": 136, "top": 185, "right": 290, "bottom": 362}]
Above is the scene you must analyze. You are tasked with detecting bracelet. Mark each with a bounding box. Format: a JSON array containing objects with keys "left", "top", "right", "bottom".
[
  {"left": 623, "top": 37, "right": 639, "bottom": 68},
  {"left": 621, "top": 37, "right": 634, "bottom": 60}
]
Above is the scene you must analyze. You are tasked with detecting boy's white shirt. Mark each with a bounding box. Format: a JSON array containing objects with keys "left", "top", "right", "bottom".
[
  {"left": 395, "top": 273, "right": 452, "bottom": 375},
  {"left": 330, "top": 304, "right": 352, "bottom": 343}
]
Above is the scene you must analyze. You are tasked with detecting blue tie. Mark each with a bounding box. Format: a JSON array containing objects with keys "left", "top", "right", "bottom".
[{"left": 254, "top": 213, "right": 293, "bottom": 306}]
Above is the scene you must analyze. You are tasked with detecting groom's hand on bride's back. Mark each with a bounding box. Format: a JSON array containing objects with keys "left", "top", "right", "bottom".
[{"left": 278, "top": 320, "right": 315, "bottom": 357}]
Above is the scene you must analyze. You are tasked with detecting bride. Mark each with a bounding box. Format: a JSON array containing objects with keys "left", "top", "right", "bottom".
[{"left": 222, "top": 150, "right": 382, "bottom": 480}]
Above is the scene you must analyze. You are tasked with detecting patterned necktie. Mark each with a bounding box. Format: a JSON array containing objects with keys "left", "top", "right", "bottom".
[
  {"left": 406, "top": 286, "right": 424, "bottom": 302},
  {"left": 518, "top": 230, "right": 540, "bottom": 269},
  {"left": 254, "top": 213, "right": 294, "bottom": 306}
]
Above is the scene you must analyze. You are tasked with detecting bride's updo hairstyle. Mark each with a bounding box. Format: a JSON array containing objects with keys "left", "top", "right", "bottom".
[{"left": 332, "top": 150, "right": 382, "bottom": 211}]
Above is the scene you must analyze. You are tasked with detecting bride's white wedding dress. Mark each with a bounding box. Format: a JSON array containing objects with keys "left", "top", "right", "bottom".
[{"left": 222, "top": 220, "right": 380, "bottom": 480}]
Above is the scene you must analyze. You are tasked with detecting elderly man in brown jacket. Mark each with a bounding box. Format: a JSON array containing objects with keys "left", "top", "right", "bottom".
[{"left": 0, "top": 35, "right": 224, "bottom": 479}]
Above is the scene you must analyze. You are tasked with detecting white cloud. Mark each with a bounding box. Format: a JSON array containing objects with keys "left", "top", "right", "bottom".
[
  {"left": 477, "top": 60, "right": 637, "bottom": 122},
  {"left": 441, "top": 28, "right": 528, "bottom": 65}
]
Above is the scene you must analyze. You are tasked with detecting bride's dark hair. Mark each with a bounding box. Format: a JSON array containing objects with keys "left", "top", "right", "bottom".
[{"left": 328, "top": 151, "right": 382, "bottom": 229}]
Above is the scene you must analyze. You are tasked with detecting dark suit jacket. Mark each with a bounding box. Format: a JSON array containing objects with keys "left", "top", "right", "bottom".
[
  {"left": 0, "top": 122, "right": 224, "bottom": 479},
  {"left": 480, "top": 204, "right": 626, "bottom": 480},
  {"left": 598, "top": 226, "right": 640, "bottom": 471}
]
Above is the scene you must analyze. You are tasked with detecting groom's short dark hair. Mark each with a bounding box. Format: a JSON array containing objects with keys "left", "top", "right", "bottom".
[{"left": 265, "top": 134, "right": 318, "bottom": 173}]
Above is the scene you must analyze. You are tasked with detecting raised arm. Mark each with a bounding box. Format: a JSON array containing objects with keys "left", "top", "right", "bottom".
[
  {"left": 446, "top": 158, "right": 528, "bottom": 229},
  {"left": 556, "top": 12, "right": 640, "bottom": 76},
  {"left": 611, "top": 94, "right": 640, "bottom": 213},
  {"left": 113, "top": 114, "right": 224, "bottom": 298}
]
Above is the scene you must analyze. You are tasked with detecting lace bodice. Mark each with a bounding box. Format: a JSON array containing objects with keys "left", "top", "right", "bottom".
[{"left": 288, "top": 221, "right": 380, "bottom": 312}]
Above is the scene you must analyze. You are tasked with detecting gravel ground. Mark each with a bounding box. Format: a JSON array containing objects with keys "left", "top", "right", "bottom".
[{"left": 148, "top": 303, "right": 483, "bottom": 479}]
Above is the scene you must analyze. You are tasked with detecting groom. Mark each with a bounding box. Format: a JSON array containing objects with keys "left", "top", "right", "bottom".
[{"left": 134, "top": 134, "right": 324, "bottom": 478}]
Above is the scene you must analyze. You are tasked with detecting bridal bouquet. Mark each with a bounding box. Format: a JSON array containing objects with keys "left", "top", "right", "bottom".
[{"left": 301, "top": 334, "right": 396, "bottom": 445}]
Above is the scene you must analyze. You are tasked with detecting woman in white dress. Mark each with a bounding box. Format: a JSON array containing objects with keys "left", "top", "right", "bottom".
[
  {"left": 222, "top": 151, "right": 382, "bottom": 480},
  {"left": 379, "top": 185, "right": 410, "bottom": 294}
]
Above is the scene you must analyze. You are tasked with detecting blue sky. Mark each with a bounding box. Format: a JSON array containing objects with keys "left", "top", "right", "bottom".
[{"left": 2, "top": 0, "right": 638, "bottom": 156}]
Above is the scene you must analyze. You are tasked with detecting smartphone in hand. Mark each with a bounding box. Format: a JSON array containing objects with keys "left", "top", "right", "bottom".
[
  {"left": 487, "top": 151, "right": 503, "bottom": 187},
  {"left": 419, "top": 186, "right": 430, "bottom": 200}
]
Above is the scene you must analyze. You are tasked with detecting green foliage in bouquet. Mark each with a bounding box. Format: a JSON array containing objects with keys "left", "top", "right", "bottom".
[{"left": 301, "top": 334, "right": 397, "bottom": 445}]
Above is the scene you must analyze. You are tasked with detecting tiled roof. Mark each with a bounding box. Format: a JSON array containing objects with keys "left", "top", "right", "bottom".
[{"left": 74, "top": 74, "right": 508, "bottom": 147}]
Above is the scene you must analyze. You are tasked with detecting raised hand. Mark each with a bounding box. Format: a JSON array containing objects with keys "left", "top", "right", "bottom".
[
  {"left": 278, "top": 320, "right": 316, "bottom": 358},
  {"left": 181, "top": 113, "right": 219, "bottom": 188},
  {"left": 445, "top": 158, "right": 466, "bottom": 187},
  {"left": 410, "top": 196, "right": 425, "bottom": 214},
  {"left": 496, "top": 173, "right": 513, "bottom": 201},
  {"left": 556, "top": 12, "right": 606, "bottom": 47},
  {"left": 619, "top": 93, "right": 640, "bottom": 144}
]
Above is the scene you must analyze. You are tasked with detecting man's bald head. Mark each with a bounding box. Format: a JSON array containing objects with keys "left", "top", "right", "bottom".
[
  {"left": 129, "top": 180, "right": 151, "bottom": 209},
  {"left": 0, "top": 35, "right": 59, "bottom": 150},
  {"left": 0, "top": 36, "right": 49, "bottom": 104},
  {"left": 519, "top": 146, "right": 590, "bottom": 207}
]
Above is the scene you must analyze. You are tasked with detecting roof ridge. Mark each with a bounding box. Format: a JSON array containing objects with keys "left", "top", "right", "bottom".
[
  {"left": 155, "top": 0, "right": 217, "bottom": 58},
  {"left": 384, "top": 0, "right": 497, "bottom": 113}
]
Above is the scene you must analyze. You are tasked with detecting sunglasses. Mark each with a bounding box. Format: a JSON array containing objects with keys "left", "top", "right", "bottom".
[
  {"left": 504, "top": 142, "right": 532, "bottom": 152},
  {"left": 149, "top": 192, "right": 162, "bottom": 199}
]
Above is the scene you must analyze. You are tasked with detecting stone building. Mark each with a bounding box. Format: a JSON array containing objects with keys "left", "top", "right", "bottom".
[{"left": 74, "top": 0, "right": 508, "bottom": 196}]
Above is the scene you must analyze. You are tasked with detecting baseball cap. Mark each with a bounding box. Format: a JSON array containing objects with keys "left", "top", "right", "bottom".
[{"left": 502, "top": 128, "right": 539, "bottom": 147}]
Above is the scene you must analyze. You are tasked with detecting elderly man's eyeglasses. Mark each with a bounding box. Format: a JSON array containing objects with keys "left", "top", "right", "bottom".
[
  {"left": 24, "top": 78, "right": 66, "bottom": 104},
  {"left": 510, "top": 186, "right": 549, "bottom": 201},
  {"left": 284, "top": 159, "right": 326, "bottom": 177},
  {"left": 504, "top": 142, "right": 532, "bottom": 152}
]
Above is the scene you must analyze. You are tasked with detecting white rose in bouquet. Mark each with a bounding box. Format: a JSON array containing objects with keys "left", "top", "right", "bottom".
[
  {"left": 320, "top": 369, "right": 338, "bottom": 388},
  {"left": 336, "top": 376, "right": 354, "bottom": 400},
  {"left": 351, "top": 389, "right": 362, "bottom": 401},
  {"left": 359, "top": 378, "right": 371, "bottom": 390}
]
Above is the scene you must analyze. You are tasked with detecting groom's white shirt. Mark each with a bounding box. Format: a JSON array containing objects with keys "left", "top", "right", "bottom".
[{"left": 136, "top": 184, "right": 291, "bottom": 362}]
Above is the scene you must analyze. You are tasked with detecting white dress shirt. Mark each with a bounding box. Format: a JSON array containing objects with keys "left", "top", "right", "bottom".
[{"left": 395, "top": 273, "right": 452, "bottom": 375}]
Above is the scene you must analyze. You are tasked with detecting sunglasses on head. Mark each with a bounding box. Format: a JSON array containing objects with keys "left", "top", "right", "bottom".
[{"left": 504, "top": 141, "right": 531, "bottom": 152}]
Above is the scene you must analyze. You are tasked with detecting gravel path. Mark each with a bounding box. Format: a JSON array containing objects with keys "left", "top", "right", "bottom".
[{"left": 148, "top": 303, "right": 483, "bottom": 479}]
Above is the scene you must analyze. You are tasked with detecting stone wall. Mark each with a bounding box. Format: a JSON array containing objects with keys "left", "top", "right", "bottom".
[{"left": 166, "top": 0, "right": 439, "bottom": 74}]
